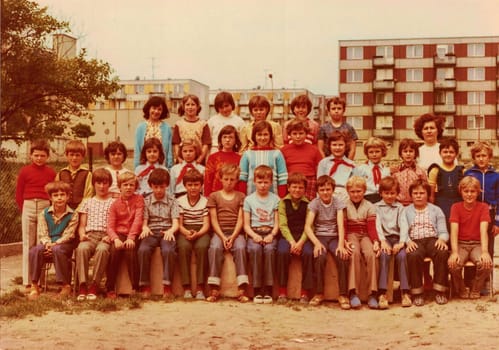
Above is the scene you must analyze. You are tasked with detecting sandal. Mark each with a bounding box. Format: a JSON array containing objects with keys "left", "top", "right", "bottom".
[
  {"left": 206, "top": 289, "right": 220, "bottom": 302},
  {"left": 435, "top": 292, "right": 448, "bottom": 305},
  {"left": 237, "top": 290, "right": 249, "bottom": 303},
  {"left": 309, "top": 294, "right": 324, "bottom": 306}
]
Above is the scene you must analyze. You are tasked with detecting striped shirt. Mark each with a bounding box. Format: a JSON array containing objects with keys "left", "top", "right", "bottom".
[
  {"left": 143, "top": 193, "right": 179, "bottom": 231},
  {"left": 177, "top": 195, "right": 208, "bottom": 227}
]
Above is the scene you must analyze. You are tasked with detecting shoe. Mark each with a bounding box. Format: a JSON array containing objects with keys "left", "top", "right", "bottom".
[
  {"left": 350, "top": 294, "right": 361, "bottom": 309},
  {"left": 263, "top": 295, "right": 273, "bottom": 304},
  {"left": 183, "top": 290, "right": 193, "bottom": 299},
  {"left": 277, "top": 294, "right": 288, "bottom": 304},
  {"left": 206, "top": 289, "right": 220, "bottom": 302},
  {"left": 163, "top": 286, "right": 173, "bottom": 300},
  {"left": 413, "top": 294, "right": 424, "bottom": 307},
  {"left": 77, "top": 284, "right": 88, "bottom": 301},
  {"left": 309, "top": 294, "right": 324, "bottom": 306},
  {"left": 86, "top": 284, "right": 98, "bottom": 301},
  {"left": 469, "top": 291, "right": 481, "bottom": 299},
  {"left": 195, "top": 290, "right": 205, "bottom": 300},
  {"left": 253, "top": 295, "right": 264, "bottom": 304},
  {"left": 28, "top": 285, "right": 40, "bottom": 301},
  {"left": 140, "top": 286, "right": 151, "bottom": 299},
  {"left": 106, "top": 291, "right": 117, "bottom": 299},
  {"left": 58, "top": 285, "right": 72, "bottom": 298},
  {"left": 368, "top": 295, "right": 379, "bottom": 309},
  {"left": 435, "top": 292, "right": 448, "bottom": 305},
  {"left": 338, "top": 295, "right": 351, "bottom": 310},
  {"left": 401, "top": 293, "right": 412, "bottom": 307},
  {"left": 378, "top": 294, "right": 389, "bottom": 310},
  {"left": 459, "top": 287, "right": 470, "bottom": 299},
  {"left": 299, "top": 294, "right": 309, "bottom": 304},
  {"left": 480, "top": 281, "right": 491, "bottom": 296},
  {"left": 237, "top": 290, "right": 249, "bottom": 303}
]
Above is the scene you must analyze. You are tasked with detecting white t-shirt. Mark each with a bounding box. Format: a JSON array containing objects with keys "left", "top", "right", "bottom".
[{"left": 207, "top": 113, "right": 245, "bottom": 153}]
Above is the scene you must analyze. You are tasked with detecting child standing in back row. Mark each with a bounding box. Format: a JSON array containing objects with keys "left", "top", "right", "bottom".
[
  {"left": 104, "top": 141, "right": 131, "bottom": 198},
  {"left": 282, "top": 94, "right": 320, "bottom": 145}
]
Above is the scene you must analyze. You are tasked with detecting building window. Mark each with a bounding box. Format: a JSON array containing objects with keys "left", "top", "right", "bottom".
[
  {"left": 445, "top": 116, "right": 455, "bottom": 129},
  {"left": 376, "top": 46, "right": 393, "bottom": 58},
  {"left": 376, "top": 69, "right": 393, "bottom": 80},
  {"left": 467, "top": 43, "right": 485, "bottom": 57},
  {"left": 153, "top": 84, "right": 164, "bottom": 92},
  {"left": 119, "top": 101, "right": 127, "bottom": 109},
  {"left": 406, "top": 45, "right": 423, "bottom": 58},
  {"left": 347, "top": 47, "right": 363, "bottom": 60},
  {"left": 436, "top": 67, "right": 454, "bottom": 80},
  {"left": 467, "top": 91, "right": 485, "bottom": 105},
  {"left": 346, "top": 69, "right": 363, "bottom": 83},
  {"left": 346, "top": 93, "right": 363, "bottom": 106},
  {"left": 406, "top": 68, "right": 423, "bottom": 82},
  {"left": 406, "top": 116, "right": 415, "bottom": 129},
  {"left": 435, "top": 91, "right": 454, "bottom": 105},
  {"left": 467, "top": 67, "right": 485, "bottom": 81},
  {"left": 467, "top": 115, "right": 484, "bottom": 129},
  {"left": 406, "top": 92, "right": 423, "bottom": 105},
  {"left": 135, "top": 85, "right": 144, "bottom": 94},
  {"left": 375, "top": 92, "right": 393, "bottom": 104},
  {"left": 436, "top": 44, "right": 454, "bottom": 57},
  {"left": 346, "top": 116, "right": 363, "bottom": 129},
  {"left": 375, "top": 116, "right": 393, "bottom": 129}
]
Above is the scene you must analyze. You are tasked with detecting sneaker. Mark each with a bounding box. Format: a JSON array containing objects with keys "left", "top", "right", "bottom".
[
  {"left": 77, "top": 284, "right": 87, "bottom": 301},
  {"left": 401, "top": 293, "right": 412, "bottom": 307},
  {"left": 413, "top": 294, "right": 424, "bottom": 307},
  {"left": 350, "top": 294, "right": 361, "bottom": 309},
  {"left": 367, "top": 295, "right": 379, "bottom": 309},
  {"left": 58, "top": 285, "right": 72, "bottom": 298},
  {"left": 263, "top": 295, "right": 273, "bottom": 304},
  {"left": 140, "top": 286, "right": 151, "bottom": 299},
  {"left": 253, "top": 295, "right": 264, "bottom": 304},
  {"left": 86, "top": 284, "right": 98, "bottom": 301},
  {"left": 106, "top": 291, "right": 117, "bottom": 299},
  {"left": 435, "top": 292, "right": 448, "bottom": 305},
  {"left": 338, "top": 295, "right": 351, "bottom": 310},
  {"left": 183, "top": 290, "right": 193, "bottom": 299},
  {"left": 277, "top": 294, "right": 288, "bottom": 304},
  {"left": 378, "top": 294, "right": 389, "bottom": 310},
  {"left": 195, "top": 290, "right": 205, "bottom": 300},
  {"left": 299, "top": 294, "right": 309, "bottom": 304}
]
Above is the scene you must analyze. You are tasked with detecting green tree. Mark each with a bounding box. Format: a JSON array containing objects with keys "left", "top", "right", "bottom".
[
  {"left": 71, "top": 122, "right": 95, "bottom": 146},
  {"left": 1, "top": 0, "right": 119, "bottom": 144}
]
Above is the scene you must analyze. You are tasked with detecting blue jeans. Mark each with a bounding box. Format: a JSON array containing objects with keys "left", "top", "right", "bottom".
[
  {"left": 378, "top": 235, "right": 409, "bottom": 291},
  {"left": 29, "top": 242, "right": 74, "bottom": 285},
  {"left": 314, "top": 236, "right": 349, "bottom": 295},
  {"left": 247, "top": 236, "right": 277, "bottom": 289},
  {"left": 276, "top": 238, "right": 313, "bottom": 291},
  {"left": 137, "top": 232, "right": 176, "bottom": 286}
]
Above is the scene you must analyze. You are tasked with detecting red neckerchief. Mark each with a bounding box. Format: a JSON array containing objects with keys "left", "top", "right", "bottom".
[{"left": 329, "top": 158, "right": 354, "bottom": 176}]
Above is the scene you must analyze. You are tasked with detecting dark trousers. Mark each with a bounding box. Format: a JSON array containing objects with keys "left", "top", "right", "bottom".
[
  {"left": 314, "top": 236, "right": 349, "bottom": 295},
  {"left": 137, "top": 232, "right": 176, "bottom": 286},
  {"left": 106, "top": 235, "right": 139, "bottom": 292},
  {"left": 276, "top": 238, "right": 313, "bottom": 291},
  {"left": 29, "top": 242, "right": 74, "bottom": 285}
]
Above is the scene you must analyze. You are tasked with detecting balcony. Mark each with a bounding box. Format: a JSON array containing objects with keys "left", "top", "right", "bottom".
[
  {"left": 434, "top": 54, "right": 456, "bottom": 66},
  {"left": 372, "top": 56, "right": 395, "bottom": 67},
  {"left": 443, "top": 128, "right": 456, "bottom": 137},
  {"left": 372, "top": 80, "right": 395, "bottom": 90},
  {"left": 434, "top": 79, "right": 456, "bottom": 90},
  {"left": 373, "top": 104, "right": 394, "bottom": 114},
  {"left": 373, "top": 127, "right": 395, "bottom": 139},
  {"left": 434, "top": 104, "right": 456, "bottom": 114}
]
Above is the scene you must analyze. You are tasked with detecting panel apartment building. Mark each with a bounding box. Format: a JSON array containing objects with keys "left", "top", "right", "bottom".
[{"left": 339, "top": 36, "right": 499, "bottom": 160}]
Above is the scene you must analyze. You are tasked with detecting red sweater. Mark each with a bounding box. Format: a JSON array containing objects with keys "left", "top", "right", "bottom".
[
  {"left": 107, "top": 194, "right": 144, "bottom": 241},
  {"left": 204, "top": 151, "right": 241, "bottom": 196},
  {"left": 281, "top": 143, "right": 322, "bottom": 177},
  {"left": 15, "top": 164, "right": 56, "bottom": 210}
]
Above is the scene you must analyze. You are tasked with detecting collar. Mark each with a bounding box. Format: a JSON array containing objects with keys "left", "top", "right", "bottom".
[
  {"left": 47, "top": 205, "right": 74, "bottom": 216},
  {"left": 283, "top": 193, "right": 309, "bottom": 203},
  {"left": 61, "top": 165, "right": 88, "bottom": 174}
]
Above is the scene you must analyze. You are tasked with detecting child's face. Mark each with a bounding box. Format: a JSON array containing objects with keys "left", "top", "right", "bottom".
[
  {"left": 317, "top": 184, "right": 333, "bottom": 203},
  {"left": 473, "top": 149, "right": 490, "bottom": 171},
  {"left": 410, "top": 186, "right": 428, "bottom": 208},
  {"left": 421, "top": 121, "right": 438, "bottom": 144},
  {"left": 185, "top": 181, "right": 202, "bottom": 198},
  {"left": 66, "top": 151, "right": 84, "bottom": 169},
  {"left": 440, "top": 146, "right": 457, "bottom": 166},
  {"left": 50, "top": 190, "right": 69, "bottom": 208},
  {"left": 221, "top": 173, "right": 238, "bottom": 191},
  {"left": 288, "top": 182, "right": 305, "bottom": 201},
  {"left": 328, "top": 103, "right": 344, "bottom": 121},
  {"left": 181, "top": 145, "right": 196, "bottom": 163},
  {"left": 254, "top": 177, "right": 272, "bottom": 195},
  {"left": 367, "top": 147, "right": 383, "bottom": 164},
  {"left": 94, "top": 181, "right": 110, "bottom": 197},
  {"left": 460, "top": 186, "right": 479, "bottom": 206},
  {"left": 221, "top": 133, "right": 236, "bottom": 151},
  {"left": 329, "top": 139, "right": 346, "bottom": 158},
  {"left": 380, "top": 188, "right": 398, "bottom": 205},
  {"left": 184, "top": 98, "right": 198, "bottom": 118},
  {"left": 109, "top": 150, "right": 125, "bottom": 168},
  {"left": 251, "top": 107, "right": 269, "bottom": 122},
  {"left": 146, "top": 146, "right": 160, "bottom": 164},
  {"left": 149, "top": 105, "right": 163, "bottom": 121},
  {"left": 347, "top": 185, "right": 365, "bottom": 204},
  {"left": 30, "top": 150, "right": 48, "bottom": 166},
  {"left": 293, "top": 104, "right": 309, "bottom": 120},
  {"left": 219, "top": 103, "right": 233, "bottom": 117},
  {"left": 289, "top": 130, "right": 306, "bottom": 145},
  {"left": 150, "top": 183, "right": 167, "bottom": 200},
  {"left": 255, "top": 128, "right": 271, "bottom": 147},
  {"left": 120, "top": 179, "right": 137, "bottom": 199},
  {"left": 400, "top": 147, "right": 416, "bottom": 164}
]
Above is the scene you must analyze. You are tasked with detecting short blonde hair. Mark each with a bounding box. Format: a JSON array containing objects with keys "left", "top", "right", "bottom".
[
  {"left": 470, "top": 141, "right": 493, "bottom": 159},
  {"left": 254, "top": 165, "right": 273, "bottom": 180},
  {"left": 178, "top": 138, "right": 201, "bottom": 160},
  {"left": 458, "top": 176, "right": 481, "bottom": 194},
  {"left": 65, "top": 140, "right": 86, "bottom": 156},
  {"left": 117, "top": 171, "right": 138, "bottom": 189},
  {"left": 364, "top": 137, "right": 387, "bottom": 157},
  {"left": 346, "top": 175, "right": 367, "bottom": 191}
]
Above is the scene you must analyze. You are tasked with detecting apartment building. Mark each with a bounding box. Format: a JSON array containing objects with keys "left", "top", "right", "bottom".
[{"left": 339, "top": 36, "right": 499, "bottom": 160}]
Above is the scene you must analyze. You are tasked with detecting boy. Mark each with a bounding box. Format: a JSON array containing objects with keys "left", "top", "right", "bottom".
[
  {"left": 304, "top": 175, "right": 350, "bottom": 308},
  {"left": 376, "top": 176, "right": 411, "bottom": 309},
  {"left": 28, "top": 181, "right": 78, "bottom": 300},
  {"left": 16, "top": 139, "right": 56, "bottom": 287},
  {"left": 281, "top": 120, "right": 323, "bottom": 200},
  {"left": 282, "top": 95, "right": 320, "bottom": 145},
  {"left": 353, "top": 137, "right": 390, "bottom": 203},
  {"left": 317, "top": 96, "right": 358, "bottom": 159},
  {"left": 448, "top": 176, "right": 493, "bottom": 299},
  {"left": 244, "top": 165, "right": 280, "bottom": 303},
  {"left": 403, "top": 179, "right": 450, "bottom": 306},
  {"left": 177, "top": 169, "right": 210, "bottom": 300},
  {"left": 75, "top": 168, "right": 114, "bottom": 301},
  {"left": 276, "top": 172, "right": 314, "bottom": 303},
  {"left": 345, "top": 176, "right": 380, "bottom": 309},
  {"left": 206, "top": 164, "right": 249, "bottom": 303},
  {"left": 56, "top": 140, "right": 93, "bottom": 209},
  {"left": 106, "top": 172, "right": 144, "bottom": 298},
  {"left": 240, "top": 95, "right": 283, "bottom": 152},
  {"left": 137, "top": 168, "right": 179, "bottom": 299}
]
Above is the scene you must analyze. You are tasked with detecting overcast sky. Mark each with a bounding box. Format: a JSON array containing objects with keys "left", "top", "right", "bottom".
[{"left": 37, "top": 0, "right": 498, "bottom": 95}]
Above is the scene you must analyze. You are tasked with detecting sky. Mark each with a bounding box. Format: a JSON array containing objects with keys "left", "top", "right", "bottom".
[{"left": 36, "top": 0, "right": 499, "bottom": 95}]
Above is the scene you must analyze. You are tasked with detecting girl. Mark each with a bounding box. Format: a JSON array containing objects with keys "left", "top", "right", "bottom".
[
  {"left": 134, "top": 137, "right": 168, "bottom": 197},
  {"left": 134, "top": 96, "right": 173, "bottom": 169},
  {"left": 204, "top": 125, "right": 242, "bottom": 196},
  {"left": 173, "top": 94, "right": 211, "bottom": 165},
  {"left": 104, "top": 141, "right": 131, "bottom": 198},
  {"left": 239, "top": 120, "right": 288, "bottom": 197},
  {"left": 282, "top": 94, "right": 320, "bottom": 145},
  {"left": 169, "top": 139, "right": 205, "bottom": 197}
]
